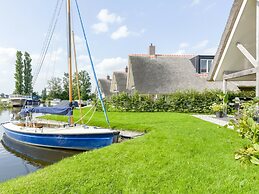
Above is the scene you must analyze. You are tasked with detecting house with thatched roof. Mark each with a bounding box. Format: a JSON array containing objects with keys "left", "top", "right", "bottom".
[
  {"left": 126, "top": 44, "right": 239, "bottom": 95},
  {"left": 98, "top": 76, "right": 112, "bottom": 98},
  {"left": 110, "top": 69, "right": 128, "bottom": 94},
  {"left": 208, "top": 0, "right": 257, "bottom": 94}
]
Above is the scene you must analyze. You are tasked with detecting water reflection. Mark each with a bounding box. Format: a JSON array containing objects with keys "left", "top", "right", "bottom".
[
  {"left": 0, "top": 109, "right": 82, "bottom": 183},
  {"left": 1, "top": 134, "right": 81, "bottom": 167}
]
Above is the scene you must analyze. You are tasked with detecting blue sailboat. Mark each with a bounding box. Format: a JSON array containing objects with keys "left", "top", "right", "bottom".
[{"left": 2, "top": 0, "right": 119, "bottom": 150}]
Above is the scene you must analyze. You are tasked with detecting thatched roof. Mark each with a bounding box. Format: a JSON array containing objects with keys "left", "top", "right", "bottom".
[
  {"left": 98, "top": 78, "right": 112, "bottom": 98},
  {"left": 127, "top": 55, "right": 238, "bottom": 94},
  {"left": 110, "top": 72, "right": 128, "bottom": 93}
]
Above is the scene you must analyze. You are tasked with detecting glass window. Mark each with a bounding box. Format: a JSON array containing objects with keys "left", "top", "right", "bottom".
[
  {"left": 200, "top": 59, "right": 213, "bottom": 73},
  {"left": 207, "top": 59, "right": 213, "bottom": 72},
  {"left": 200, "top": 59, "right": 207, "bottom": 73}
]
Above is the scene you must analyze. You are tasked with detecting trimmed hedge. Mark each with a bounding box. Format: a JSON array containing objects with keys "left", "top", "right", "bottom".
[{"left": 97, "top": 90, "right": 255, "bottom": 114}]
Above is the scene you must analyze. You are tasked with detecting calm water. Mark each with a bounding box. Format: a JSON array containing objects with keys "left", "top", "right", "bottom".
[{"left": 0, "top": 109, "right": 81, "bottom": 183}]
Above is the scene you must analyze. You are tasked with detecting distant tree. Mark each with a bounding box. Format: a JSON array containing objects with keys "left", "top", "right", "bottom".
[
  {"left": 60, "top": 73, "right": 69, "bottom": 100},
  {"left": 23, "top": 52, "right": 33, "bottom": 95},
  {"left": 41, "top": 88, "right": 47, "bottom": 101},
  {"left": 32, "top": 91, "right": 39, "bottom": 97},
  {"left": 73, "top": 70, "right": 91, "bottom": 100},
  {"left": 47, "top": 77, "right": 63, "bottom": 99},
  {"left": 45, "top": 71, "right": 91, "bottom": 100},
  {"left": 14, "top": 51, "right": 24, "bottom": 94}
]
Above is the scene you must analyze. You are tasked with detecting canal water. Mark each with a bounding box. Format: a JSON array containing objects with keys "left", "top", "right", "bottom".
[{"left": 0, "top": 109, "right": 81, "bottom": 183}]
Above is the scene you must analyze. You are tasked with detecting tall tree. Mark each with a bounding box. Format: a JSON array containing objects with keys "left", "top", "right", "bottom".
[
  {"left": 41, "top": 88, "right": 47, "bottom": 101},
  {"left": 60, "top": 73, "right": 69, "bottom": 100},
  {"left": 47, "top": 77, "right": 63, "bottom": 99},
  {"left": 14, "top": 51, "right": 24, "bottom": 94},
  {"left": 73, "top": 70, "right": 91, "bottom": 100},
  {"left": 23, "top": 52, "right": 33, "bottom": 95}
]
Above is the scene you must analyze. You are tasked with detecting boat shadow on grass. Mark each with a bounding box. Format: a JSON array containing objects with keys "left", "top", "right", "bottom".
[{"left": 1, "top": 134, "right": 82, "bottom": 167}]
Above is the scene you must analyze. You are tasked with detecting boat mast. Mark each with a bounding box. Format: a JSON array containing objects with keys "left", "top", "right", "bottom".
[
  {"left": 72, "top": 30, "right": 83, "bottom": 124},
  {"left": 67, "top": 0, "right": 73, "bottom": 124}
]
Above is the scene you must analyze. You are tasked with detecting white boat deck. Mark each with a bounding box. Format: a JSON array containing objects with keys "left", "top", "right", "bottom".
[{"left": 3, "top": 122, "right": 117, "bottom": 135}]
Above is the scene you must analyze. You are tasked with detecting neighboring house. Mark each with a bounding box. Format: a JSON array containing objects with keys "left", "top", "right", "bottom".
[
  {"left": 208, "top": 0, "right": 257, "bottom": 94},
  {"left": 98, "top": 76, "right": 112, "bottom": 98},
  {"left": 126, "top": 44, "right": 239, "bottom": 95},
  {"left": 110, "top": 69, "right": 128, "bottom": 94}
]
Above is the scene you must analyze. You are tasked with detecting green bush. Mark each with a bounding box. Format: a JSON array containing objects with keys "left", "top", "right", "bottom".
[
  {"left": 228, "top": 98, "right": 259, "bottom": 165},
  {"left": 97, "top": 90, "right": 255, "bottom": 114},
  {"left": 0, "top": 100, "right": 12, "bottom": 109}
]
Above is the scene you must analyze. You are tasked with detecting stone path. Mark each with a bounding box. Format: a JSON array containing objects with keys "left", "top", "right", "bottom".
[
  {"left": 192, "top": 114, "right": 234, "bottom": 128},
  {"left": 119, "top": 130, "right": 144, "bottom": 139}
]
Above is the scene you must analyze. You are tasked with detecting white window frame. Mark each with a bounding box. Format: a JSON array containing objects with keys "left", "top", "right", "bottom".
[{"left": 200, "top": 59, "right": 213, "bottom": 73}]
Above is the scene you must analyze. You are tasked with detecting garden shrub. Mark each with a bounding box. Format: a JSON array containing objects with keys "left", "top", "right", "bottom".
[
  {"left": 229, "top": 98, "right": 259, "bottom": 165},
  {"left": 97, "top": 90, "right": 255, "bottom": 114}
]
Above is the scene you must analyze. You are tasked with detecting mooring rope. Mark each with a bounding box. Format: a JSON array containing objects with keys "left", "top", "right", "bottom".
[
  {"left": 74, "top": 103, "right": 97, "bottom": 124},
  {"left": 85, "top": 106, "right": 97, "bottom": 125}
]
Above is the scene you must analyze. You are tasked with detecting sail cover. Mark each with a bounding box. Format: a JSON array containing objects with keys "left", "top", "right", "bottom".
[{"left": 20, "top": 106, "right": 72, "bottom": 116}]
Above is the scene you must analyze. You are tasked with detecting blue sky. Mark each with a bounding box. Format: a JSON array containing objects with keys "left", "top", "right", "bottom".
[{"left": 0, "top": 0, "right": 233, "bottom": 94}]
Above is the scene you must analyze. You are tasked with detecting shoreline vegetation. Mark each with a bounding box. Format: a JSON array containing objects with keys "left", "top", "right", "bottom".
[
  {"left": 0, "top": 100, "right": 12, "bottom": 109},
  {"left": 0, "top": 109, "right": 259, "bottom": 193}
]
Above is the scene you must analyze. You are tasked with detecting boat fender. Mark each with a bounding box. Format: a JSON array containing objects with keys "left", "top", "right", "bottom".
[{"left": 9, "top": 113, "right": 14, "bottom": 121}]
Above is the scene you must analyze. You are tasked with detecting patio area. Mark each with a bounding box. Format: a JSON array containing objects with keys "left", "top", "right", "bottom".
[{"left": 192, "top": 114, "right": 234, "bottom": 128}]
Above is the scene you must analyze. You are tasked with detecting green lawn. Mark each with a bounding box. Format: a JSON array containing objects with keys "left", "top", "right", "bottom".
[{"left": 0, "top": 110, "right": 259, "bottom": 193}]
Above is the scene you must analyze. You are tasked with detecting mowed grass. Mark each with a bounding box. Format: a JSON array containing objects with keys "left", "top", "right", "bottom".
[{"left": 0, "top": 109, "right": 259, "bottom": 193}]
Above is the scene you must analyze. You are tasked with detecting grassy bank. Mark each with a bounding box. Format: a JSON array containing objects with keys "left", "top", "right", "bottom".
[{"left": 0, "top": 110, "right": 259, "bottom": 193}]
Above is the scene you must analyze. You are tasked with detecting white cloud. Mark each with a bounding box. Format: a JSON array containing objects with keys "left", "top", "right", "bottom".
[
  {"left": 97, "top": 9, "right": 123, "bottom": 24},
  {"left": 0, "top": 47, "right": 17, "bottom": 65},
  {"left": 174, "top": 49, "right": 186, "bottom": 55},
  {"left": 203, "top": 47, "right": 217, "bottom": 55},
  {"left": 193, "top": 40, "right": 209, "bottom": 49},
  {"left": 32, "top": 47, "right": 66, "bottom": 92},
  {"left": 191, "top": 0, "right": 201, "bottom": 6},
  {"left": 76, "top": 56, "right": 127, "bottom": 77},
  {"left": 174, "top": 40, "right": 214, "bottom": 55},
  {"left": 95, "top": 57, "right": 127, "bottom": 77},
  {"left": 111, "top": 25, "right": 130, "bottom": 40},
  {"left": 92, "top": 9, "right": 123, "bottom": 34},
  {"left": 75, "top": 56, "right": 127, "bottom": 91},
  {"left": 179, "top": 42, "right": 189, "bottom": 49},
  {"left": 74, "top": 35, "right": 84, "bottom": 45},
  {"left": 78, "top": 55, "right": 90, "bottom": 64},
  {"left": 92, "top": 22, "right": 109, "bottom": 34},
  {"left": 92, "top": 9, "right": 145, "bottom": 39},
  {"left": 0, "top": 47, "right": 17, "bottom": 93}
]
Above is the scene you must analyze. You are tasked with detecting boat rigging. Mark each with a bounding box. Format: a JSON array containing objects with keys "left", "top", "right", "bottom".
[{"left": 2, "top": 0, "right": 118, "bottom": 150}]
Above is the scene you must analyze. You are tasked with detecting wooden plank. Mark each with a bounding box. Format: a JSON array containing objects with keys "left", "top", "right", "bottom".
[
  {"left": 223, "top": 79, "right": 227, "bottom": 94},
  {"left": 213, "top": 0, "right": 248, "bottom": 81},
  {"left": 236, "top": 43, "right": 257, "bottom": 67},
  {"left": 223, "top": 68, "right": 256, "bottom": 80}
]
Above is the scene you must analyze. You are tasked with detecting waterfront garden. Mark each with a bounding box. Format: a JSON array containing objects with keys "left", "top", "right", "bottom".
[{"left": 0, "top": 98, "right": 259, "bottom": 193}]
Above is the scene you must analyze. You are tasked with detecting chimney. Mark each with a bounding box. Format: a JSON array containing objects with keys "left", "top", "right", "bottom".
[
  {"left": 107, "top": 75, "right": 110, "bottom": 80},
  {"left": 149, "top": 43, "right": 156, "bottom": 55},
  {"left": 125, "top": 66, "right": 128, "bottom": 73}
]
